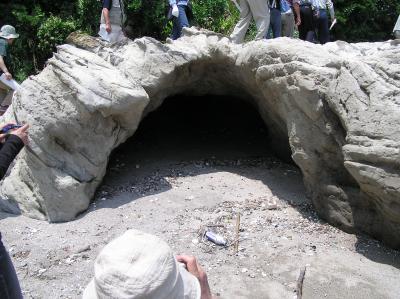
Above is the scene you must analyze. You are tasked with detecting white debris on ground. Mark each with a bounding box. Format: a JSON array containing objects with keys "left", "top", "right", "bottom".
[{"left": 1, "top": 155, "right": 399, "bottom": 299}]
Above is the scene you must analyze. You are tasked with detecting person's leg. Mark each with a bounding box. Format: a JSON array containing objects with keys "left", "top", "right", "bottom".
[
  {"left": 299, "top": 5, "right": 314, "bottom": 41},
  {"left": 281, "top": 12, "right": 295, "bottom": 37},
  {"left": 0, "top": 82, "right": 11, "bottom": 115},
  {"left": 271, "top": 8, "right": 281, "bottom": 38},
  {"left": 171, "top": 5, "right": 189, "bottom": 40},
  {"left": 298, "top": 6, "right": 307, "bottom": 40},
  {"left": 2, "top": 91, "right": 13, "bottom": 107},
  {"left": 281, "top": 13, "right": 287, "bottom": 37},
  {"left": 230, "top": 0, "right": 252, "bottom": 43},
  {"left": 267, "top": 8, "right": 278, "bottom": 38},
  {"left": 318, "top": 10, "right": 329, "bottom": 44},
  {"left": 250, "top": 0, "right": 270, "bottom": 40},
  {"left": 171, "top": 17, "right": 179, "bottom": 40},
  {"left": 0, "top": 235, "right": 23, "bottom": 299},
  {"left": 177, "top": 5, "right": 189, "bottom": 37}
]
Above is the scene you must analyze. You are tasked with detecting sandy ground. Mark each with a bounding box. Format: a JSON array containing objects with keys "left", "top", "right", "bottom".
[{"left": 0, "top": 96, "right": 399, "bottom": 298}]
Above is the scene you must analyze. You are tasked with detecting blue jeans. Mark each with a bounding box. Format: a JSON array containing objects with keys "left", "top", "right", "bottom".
[
  {"left": 266, "top": 7, "right": 282, "bottom": 39},
  {"left": 171, "top": 5, "right": 189, "bottom": 40},
  {"left": 0, "top": 234, "right": 23, "bottom": 299},
  {"left": 315, "top": 9, "right": 329, "bottom": 44}
]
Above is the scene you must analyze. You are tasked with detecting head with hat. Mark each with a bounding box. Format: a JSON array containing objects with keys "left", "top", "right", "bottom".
[
  {"left": 0, "top": 25, "right": 19, "bottom": 45},
  {"left": 83, "top": 229, "right": 201, "bottom": 299}
]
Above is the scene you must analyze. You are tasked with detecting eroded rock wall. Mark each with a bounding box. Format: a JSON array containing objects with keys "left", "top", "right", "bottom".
[{"left": 0, "top": 29, "right": 399, "bottom": 248}]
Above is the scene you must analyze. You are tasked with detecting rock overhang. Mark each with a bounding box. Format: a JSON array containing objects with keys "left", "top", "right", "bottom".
[{"left": 0, "top": 28, "right": 399, "bottom": 249}]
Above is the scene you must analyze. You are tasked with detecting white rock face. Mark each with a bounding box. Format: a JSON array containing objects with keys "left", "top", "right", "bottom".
[{"left": 0, "top": 29, "right": 399, "bottom": 248}]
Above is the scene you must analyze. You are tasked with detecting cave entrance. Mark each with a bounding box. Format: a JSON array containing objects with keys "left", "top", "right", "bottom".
[{"left": 98, "top": 94, "right": 307, "bottom": 209}]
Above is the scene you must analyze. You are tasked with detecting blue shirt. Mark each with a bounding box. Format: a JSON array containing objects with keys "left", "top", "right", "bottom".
[{"left": 169, "top": 0, "right": 189, "bottom": 6}]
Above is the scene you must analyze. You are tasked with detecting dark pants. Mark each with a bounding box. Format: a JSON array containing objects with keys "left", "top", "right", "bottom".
[
  {"left": 171, "top": 5, "right": 190, "bottom": 40},
  {"left": 315, "top": 9, "right": 329, "bottom": 44},
  {"left": 298, "top": 4, "right": 314, "bottom": 42},
  {"left": 266, "top": 7, "right": 282, "bottom": 39},
  {"left": 0, "top": 234, "right": 23, "bottom": 299}
]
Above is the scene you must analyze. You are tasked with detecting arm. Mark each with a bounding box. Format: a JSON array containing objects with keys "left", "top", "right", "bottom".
[
  {"left": 292, "top": 2, "right": 301, "bottom": 26},
  {"left": 102, "top": 0, "right": 112, "bottom": 33},
  {"left": 0, "top": 135, "right": 24, "bottom": 180},
  {"left": 0, "top": 56, "right": 12, "bottom": 80},
  {"left": 176, "top": 255, "right": 213, "bottom": 299},
  {"left": 326, "top": 0, "right": 335, "bottom": 20},
  {"left": 103, "top": 8, "right": 112, "bottom": 33},
  {"left": 0, "top": 124, "right": 29, "bottom": 180}
]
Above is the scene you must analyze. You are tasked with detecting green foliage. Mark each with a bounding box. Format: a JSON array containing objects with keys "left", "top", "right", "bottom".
[
  {"left": 0, "top": 0, "right": 99, "bottom": 81},
  {"left": 0, "top": 0, "right": 399, "bottom": 81},
  {"left": 77, "top": 0, "right": 102, "bottom": 34},
  {"left": 334, "top": 0, "right": 400, "bottom": 42},
  {"left": 125, "top": 0, "right": 169, "bottom": 39},
  {"left": 37, "top": 16, "right": 77, "bottom": 57}
]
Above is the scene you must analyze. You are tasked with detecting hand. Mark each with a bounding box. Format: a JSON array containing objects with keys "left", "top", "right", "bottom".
[
  {"left": 106, "top": 23, "right": 112, "bottom": 33},
  {"left": 4, "top": 72, "right": 12, "bottom": 80},
  {"left": 176, "top": 255, "right": 212, "bottom": 299},
  {"left": 172, "top": 4, "right": 179, "bottom": 18},
  {"left": 0, "top": 123, "right": 15, "bottom": 143},
  {"left": 10, "top": 124, "right": 29, "bottom": 145},
  {"left": 296, "top": 17, "right": 301, "bottom": 26}
]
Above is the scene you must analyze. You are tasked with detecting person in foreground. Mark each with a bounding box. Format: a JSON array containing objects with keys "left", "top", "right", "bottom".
[
  {"left": 0, "top": 123, "right": 30, "bottom": 299},
  {"left": 83, "top": 229, "right": 213, "bottom": 299}
]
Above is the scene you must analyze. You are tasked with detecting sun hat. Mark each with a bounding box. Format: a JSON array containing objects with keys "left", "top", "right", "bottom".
[
  {"left": 0, "top": 25, "right": 19, "bottom": 39},
  {"left": 82, "top": 230, "right": 201, "bottom": 299}
]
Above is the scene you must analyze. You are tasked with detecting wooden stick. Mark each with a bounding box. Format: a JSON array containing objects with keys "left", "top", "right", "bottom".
[
  {"left": 296, "top": 266, "right": 306, "bottom": 299},
  {"left": 234, "top": 213, "right": 240, "bottom": 254}
]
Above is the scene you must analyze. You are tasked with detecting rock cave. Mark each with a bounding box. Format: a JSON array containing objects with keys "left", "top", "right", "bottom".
[{"left": 0, "top": 28, "right": 399, "bottom": 250}]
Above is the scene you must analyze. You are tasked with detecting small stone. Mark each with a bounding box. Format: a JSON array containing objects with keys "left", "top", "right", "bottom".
[{"left": 241, "top": 268, "right": 248, "bottom": 273}]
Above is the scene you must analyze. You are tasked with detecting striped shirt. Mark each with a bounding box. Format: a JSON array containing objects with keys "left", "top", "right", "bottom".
[
  {"left": 312, "top": 0, "right": 333, "bottom": 10},
  {"left": 313, "top": 0, "right": 335, "bottom": 19}
]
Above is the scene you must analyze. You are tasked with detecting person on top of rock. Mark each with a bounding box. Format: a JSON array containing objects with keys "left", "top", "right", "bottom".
[
  {"left": 168, "top": 0, "right": 192, "bottom": 40},
  {"left": 83, "top": 229, "right": 213, "bottom": 299},
  {"left": 313, "top": 0, "right": 335, "bottom": 44},
  {"left": 297, "top": 0, "right": 315, "bottom": 42},
  {"left": 281, "top": 0, "right": 301, "bottom": 38},
  {"left": 98, "top": 0, "right": 127, "bottom": 43},
  {"left": 230, "top": 0, "right": 271, "bottom": 43},
  {"left": 0, "top": 123, "right": 30, "bottom": 299},
  {"left": 266, "top": 0, "right": 282, "bottom": 38},
  {"left": 0, "top": 25, "right": 19, "bottom": 115}
]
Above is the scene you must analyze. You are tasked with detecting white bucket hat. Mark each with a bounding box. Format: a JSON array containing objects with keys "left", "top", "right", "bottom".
[
  {"left": 82, "top": 230, "right": 201, "bottom": 299},
  {"left": 0, "top": 25, "right": 19, "bottom": 39}
]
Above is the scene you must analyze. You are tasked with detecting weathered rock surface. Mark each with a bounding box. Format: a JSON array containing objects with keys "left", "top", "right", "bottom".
[{"left": 0, "top": 28, "right": 399, "bottom": 248}]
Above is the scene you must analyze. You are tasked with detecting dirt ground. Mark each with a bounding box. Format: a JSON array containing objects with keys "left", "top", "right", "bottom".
[{"left": 0, "top": 96, "right": 399, "bottom": 299}]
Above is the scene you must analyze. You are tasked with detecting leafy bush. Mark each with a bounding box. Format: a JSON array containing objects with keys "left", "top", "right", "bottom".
[
  {"left": 77, "top": 0, "right": 102, "bottom": 34},
  {"left": 37, "top": 16, "right": 77, "bottom": 57},
  {"left": 334, "top": 0, "right": 400, "bottom": 42},
  {"left": 0, "top": 0, "right": 399, "bottom": 81}
]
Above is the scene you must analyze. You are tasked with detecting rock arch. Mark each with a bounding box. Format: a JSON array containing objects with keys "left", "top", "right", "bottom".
[{"left": 0, "top": 29, "right": 399, "bottom": 248}]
